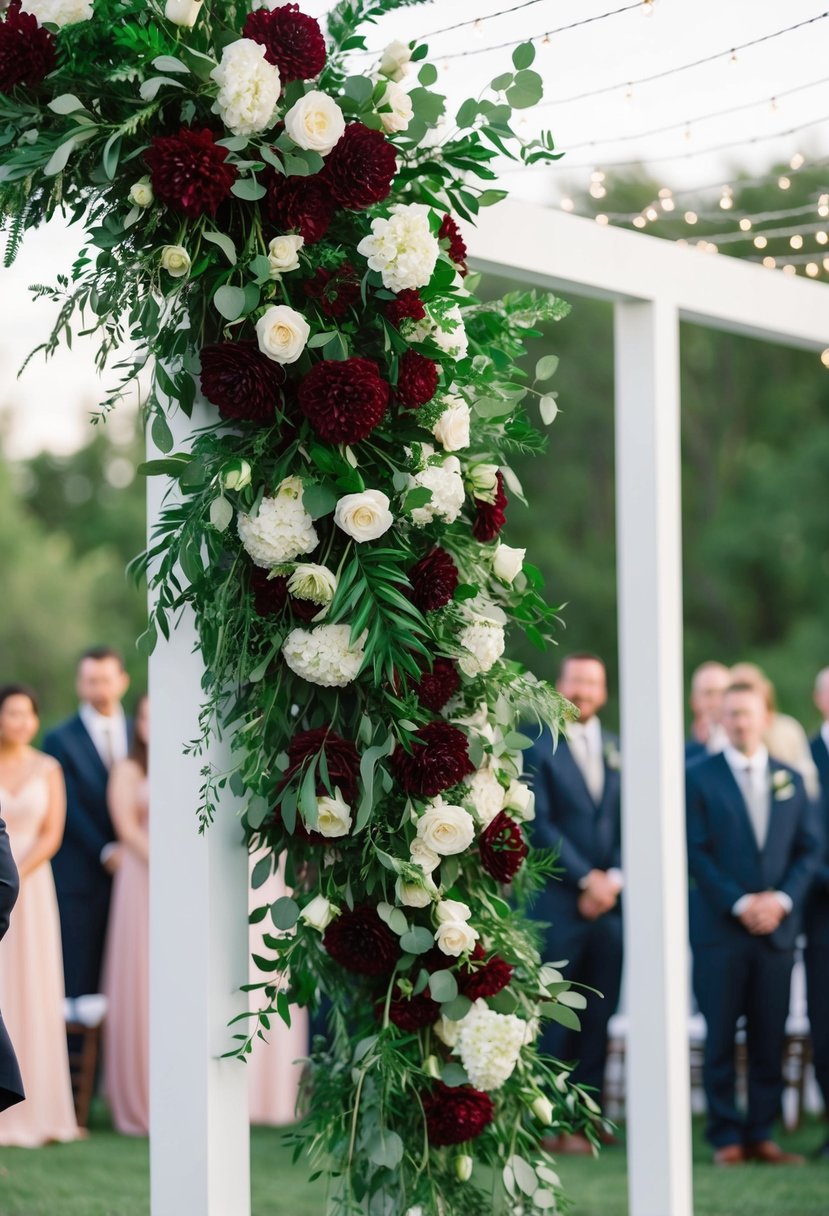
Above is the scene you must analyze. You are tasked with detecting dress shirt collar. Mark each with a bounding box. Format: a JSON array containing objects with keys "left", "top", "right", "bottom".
[
  {"left": 723, "top": 742, "right": 769, "bottom": 778},
  {"left": 821, "top": 720, "right": 829, "bottom": 751},
  {"left": 568, "top": 715, "right": 602, "bottom": 748},
  {"left": 80, "top": 702, "right": 126, "bottom": 732}
]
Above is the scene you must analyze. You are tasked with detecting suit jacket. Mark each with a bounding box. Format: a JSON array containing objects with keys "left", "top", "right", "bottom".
[
  {"left": 0, "top": 812, "right": 24, "bottom": 1110},
  {"left": 526, "top": 725, "right": 622, "bottom": 925},
  {"left": 685, "top": 738, "right": 707, "bottom": 766},
  {"left": 43, "top": 715, "right": 117, "bottom": 899},
  {"left": 686, "top": 752, "right": 821, "bottom": 951},
  {"left": 805, "top": 732, "right": 829, "bottom": 944}
]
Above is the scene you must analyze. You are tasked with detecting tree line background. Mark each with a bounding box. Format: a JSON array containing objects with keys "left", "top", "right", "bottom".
[{"left": 1, "top": 160, "right": 827, "bottom": 732}]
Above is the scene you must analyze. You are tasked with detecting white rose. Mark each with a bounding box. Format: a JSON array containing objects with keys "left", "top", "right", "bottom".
[
  {"left": 416, "top": 797, "right": 475, "bottom": 857},
  {"left": 395, "top": 874, "right": 438, "bottom": 908},
  {"left": 334, "top": 490, "right": 393, "bottom": 542},
  {"left": 504, "top": 779, "right": 535, "bottom": 822},
  {"left": 435, "top": 899, "right": 471, "bottom": 924},
  {"left": 211, "top": 39, "right": 282, "bottom": 137},
  {"left": 378, "top": 80, "right": 413, "bottom": 134},
  {"left": 432, "top": 396, "right": 470, "bottom": 452},
  {"left": 287, "top": 563, "right": 337, "bottom": 605},
  {"left": 315, "top": 791, "right": 352, "bottom": 839},
  {"left": 164, "top": 0, "right": 203, "bottom": 25},
  {"left": 531, "top": 1095, "right": 554, "bottom": 1126},
  {"left": 379, "top": 38, "right": 411, "bottom": 82},
  {"left": 409, "top": 837, "right": 440, "bottom": 874},
  {"left": 161, "top": 245, "right": 191, "bottom": 278},
  {"left": 468, "top": 463, "right": 499, "bottom": 502},
  {"left": 284, "top": 91, "right": 346, "bottom": 156},
  {"left": 26, "top": 0, "right": 92, "bottom": 25},
  {"left": 469, "top": 767, "right": 506, "bottom": 827},
  {"left": 435, "top": 919, "right": 479, "bottom": 957},
  {"left": 300, "top": 894, "right": 339, "bottom": 933},
  {"left": 129, "top": 178, "right": 154, "bottom": 208},
  {"left": 267, "top": 234, "right": 304, "bottom": 277},
  {"left": 222, "top": 459, "right": 252, "bottom": 491},
  {"left": 256, "top": 305, "right": 310, "bottom": 364},
  {"left": 493, "top": 543, "right": 525, "bottom": 585}
]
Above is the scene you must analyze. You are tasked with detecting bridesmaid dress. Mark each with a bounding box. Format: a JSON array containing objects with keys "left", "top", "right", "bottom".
[
  {"left": 0, "top": 770, "right": 79, "bottom": 1147},
  {"left": 248, "top": 853, "right": 308, "bottom": 1125},
  {"left": 102, "top": 776, "right": 149, "bottom": 1135}
]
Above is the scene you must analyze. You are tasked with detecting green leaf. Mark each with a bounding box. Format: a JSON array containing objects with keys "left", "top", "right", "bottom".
[
  {"left": 369, "top": 1130, "right": 403, "bottom": 1170},
  {"left": 428, "top": 970, "right": 458, "bottom": 1003},
  {"left": 271, "top": 897, "right": 300, "bottom": 930},
  {"left": 441, "top": 1062, "right": 469, "bottom": 1087},
  {"left": 213, "top": 285, "right": 247, "bottom": 321},
  {"left": 402, "top": 486, "right": 433, "bottom": 512},
  {"left": 547, "top": 1003, "right": 581, "bottom": 1031},
  {"left": 302, "top": 481, "right": 337, "bottom": 520},
  {"left": 231, "top": 177, "right": 267, "bottom": 202},
  {"left": 251, "top": 855, "right": 271, "bottom": 890},
  {"left": 478, "top": 189, "right": 509, "bottom": 207},
  {"left": 512, "top": 41, "right": 536, "bottom": 70},
  {"left": 137, "top": 457, "right": 188, "bottom": 477},
  {"left": 507, "top": 69, "right": 544, "bottom": 110},
  {"left": 510, "top": 1155, "right": 538, "bottom": 1198},
  {"left": 342, "top": 75, "right": 374, "bottom": 104},
  {"left": 203, "top": 230, "right": 238, "bottom": 265},
  {"left": 102, "top": 133, "right": 121, "bottom": 181},
  {"left": 440, "top": 994, "right": 473, "bottom": 1021},
  {"left": 47, "top": 94, "right": 87, "bottom": 115},
  {"left": 209, "top": 495, "right": 233, "bottom": 532},
  {"left": 535, "top": 354, "right": 559, "bottom": 381},
  {"left": 539, "top": 394, "right": 559, "bottom": 425},
  {"left": 491, "top": 72, "right": 514, "bottom": 92},
  {"left": 152, "top": 54, "right": 190, "bottom": 74},
  {"left": 44, "top": 138, "right": 77, "bottom": 177},
  {"left": 418, "top": 63, "right": 438, "bottom": 86},
  {"left": 455, "top": 97, "right": 479, "bottom": 128},
  {"left": 399, "top": 927, "right": 434, "bottom": 955},
  {"left": 151, "top": 411, "right": 174, "bottom": 454},
  {"left": 136, "top": 621, "right": 157, "bottom": 657}
]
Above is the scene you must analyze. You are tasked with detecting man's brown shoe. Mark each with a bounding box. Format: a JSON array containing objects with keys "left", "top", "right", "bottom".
[
  {"left": 546, "top": 1132, "right": 594, "bottom": 1156},
  {"left": 713, "top": 1144, "right": 745, "bottom": 1166},
  {"left": 746, "top": 1140, "right": 805, "bottom": 1166}
]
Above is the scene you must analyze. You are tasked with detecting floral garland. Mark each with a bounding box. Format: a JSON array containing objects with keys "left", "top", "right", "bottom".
[{"left": 0, "top": 0, "right": 602, "bottom": 1210}]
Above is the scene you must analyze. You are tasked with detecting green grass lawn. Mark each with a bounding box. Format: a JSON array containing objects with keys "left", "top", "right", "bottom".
[{"left": 0, "top": 1106, "right": 826, "bottom": 1216}]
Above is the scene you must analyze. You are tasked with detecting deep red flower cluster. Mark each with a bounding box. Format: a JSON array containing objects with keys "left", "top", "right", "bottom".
[
  {"left": 413, "top": 658, "right": 460, "bottom": 713},
  {"left": 200, "top": 341, "right": 288, "bottom": 424},
  {"left": 266, "top": 172, "right": 334, "bottom": 245},
  {"left": 145, "top": 127, "right": 237, "bottom": 219},
  {"left": 408, "top": 548, "right": 458, "bottom": 613},
  {"left": 479, "top": 811, "right": 528, "bottom": 882},
  {"left": 321, "top": 122, "right": 397, "bottom": 210},
  {"left": 422, "top": 1082, "right": 494, "bottom": 1146},
  {"left": 473, "top": 471, "right": 509, "bottom": 543},
  {"left": 303, "top": 262, "right": 360, "bottom": 318},
  {"left": 0, "top": 1, "right": 55, "bottom": 94},
  {"left": 249, "top": 567, "right": 288, "bottom": 617},
  {"left": 323, "top": 905, "right": 400, "bottom": 976},
  {"left": 439, "top": 214, "right": 468, "bottom": 275},
  {"left": 285, "top": 727, "right": 361, "bottom": 804},
  {"left": 387, "top": 987, "right": 440, "bottom": 1031},
  {"left": 299, "top": 357, "right": 389, "bottom": 444},
  {"left": 391, "top": 722, "right": 474, "bottom": 798},
  {"left": 243, "top": 3, "right": 326, "bottom": 81},
  {"left": 386, "top": 289, "right": 426, "bottom": 329},
  {"left": 458, "top": 944, "right": 514, "bottom": 1001},
  {"left": 396, "top": 350, "right": 439, "bottom": 410}
]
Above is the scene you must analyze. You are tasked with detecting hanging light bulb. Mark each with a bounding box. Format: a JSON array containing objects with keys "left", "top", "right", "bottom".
[
  {"left": 591, "top": 169, "right": 606, "bottom": 183},
  {"left": 824, "top": 257, "right": 829, "bottom": 272},
  {"left": 595, "top": 214, "right": 609, "bottom": 225},
  {"left": 818, "top": 194, "right": 829, "bottom": 217},
  {"left": 642, "top": 0, "right": 656, "bottom": 15},
  {"left": 790, "top": 234, "right": 804, "bottom": 250},
  {"left": 645, "top": 206, "right": 658, "bottom": 221},
  {"left": 633, "top": 216, "right": 647, "bottom": 228},
  {"left": 821, "top": 348, "right": 829, "bottom": 368},
  {"left": 806, "top": 262, "right": 819, "bottom": 277},
  {"left": 739, "top": 218, "right": 752, "bottom": 232},
  {"left": 661, "top": 197, "right": 675, "bottom": 212},
  {"left": 590, "top": 183, "right": 607, "bottom": 199},
  {"left": 816, "top": 231, "right": 828, "bottom": 245},
  {"left": 560, "top": 197, "right": 575, "bottom": 212},
  {"left": 753, "top": 235, "right": 768, "bottom": 249},
  {"left": 762, "top": 256, "right": 777, "bottom": 268},
  {"left": 684, "top": 210, "right": 698, "bottom": 224},
  {"left": 719, "top": 186, "right": 733, "bottom": 210},
  {"left": 790, "top": 152, "right": 805, "bottom": 170},
  {"left": 782, "top": 264, "right": 797, "bottom": 277},
  {"left": 677, "top": 238, "right": 689, "bottom": 247},
  {"left": 778, "top": 176, "right": 791, "bottom": 190},
  {"left": 729, "top": 49, "right": 738, "bottom": 64}
]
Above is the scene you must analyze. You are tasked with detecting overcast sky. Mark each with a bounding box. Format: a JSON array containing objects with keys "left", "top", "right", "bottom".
[{"left": 2, "top": 0, "right": 827, "bottom": 457}]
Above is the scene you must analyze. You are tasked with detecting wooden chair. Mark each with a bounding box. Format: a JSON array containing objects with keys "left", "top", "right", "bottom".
[{"left": 65, "top": 1020, "right": 102, "bottom": 1129}]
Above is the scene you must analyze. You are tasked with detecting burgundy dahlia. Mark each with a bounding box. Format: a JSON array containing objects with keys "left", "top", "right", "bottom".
[
  {"left": 479, "top": 811, "right": 528, "bottom": 883},
  {"left": 391, "top": 722, "right": 474, "bottom": 798},
  {"left": 414, "top": 658, "right": 460, "bottom": 713},
  {"left": 266, "top": 172, "right": 334, "bottom": 245},
  {"left": 200, "top": 341, "right": 288, "bottom": 424},
  {"left": 388, "top": 987, "right": 440, "bottom": 1031},
  {"left": 243, "top": 3, "right": 326, "bottom": 81},
  {"left": 472, "top": 471, "right": 509, "bottom": 543},
  {"left": 250, "top": 567, "right": 288, "bottom": 617},
  {"left": 439, "top": 214, "right": 468, "bottom": 275},
  {"left": 323, "top": 905, "right": 400, "bottom": 976},
  {"left": 0, "top": 1, "right": 55, "bottom": 94},
  {"left": 408, "top": 548, "right": 458, "bottom": 613},
  {"left": 299, "top": 357, "right": 389, "bottom": 444},
  {"left": 145, "top": 127, "right": 237, "bottom": 219},
  {"left": 386, "top": 289, "right": 426, "bottom": 328},
  {"left": 304, "top": 262, "right": 360, "bottom": 318},
  {"left": 458, "top": 945, "right": 514, "bottom": 1001},
  {"left": 422, "top": 1082, "right": 494, "bottom": 1147},
  {"left": 396, "top": 350, "right": 439, "bottom": 410},
  {"left": 321, "top": 122, "right": 396, "bottom": 211},
  {"left": 285, "top": 727, "right": 361, "bottom": 804}
]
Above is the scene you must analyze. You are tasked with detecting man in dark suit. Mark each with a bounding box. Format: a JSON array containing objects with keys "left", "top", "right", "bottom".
[
  {"left": 43, "top": 647, "right": 130, "bottom": 999},
  {"left": 687, "top": 680, "right": 821, "bottom": 1166},
  {"left": 806, "top": 666, "right": 829, "bottom": 1159},
  {"left": 686, "top": 660, "right": 730, "bottom": 765},
  {"left": 0, "top": 810, "right": 24, "bottom": 1111},
  {"left": 527, "top": 653, "right": 622, "bottom": 1153}
]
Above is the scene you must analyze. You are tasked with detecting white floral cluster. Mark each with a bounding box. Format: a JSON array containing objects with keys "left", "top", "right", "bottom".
[
  {"left": 432, "top": 394, "right": 471, "bottom": 452},
  {"left": 402, "top": 302, "right": 469, "bottom": 360},
  {"left": 468, "top": 766, "right": 506, "bottom": 827},
  {"left": 282, "top": 624, "right": 366, "bottom": 688},
  {"left": 434, "top": 898, "right": 478, "bottom": 957},
  {"left": 407, "top": 445, "right": 465, "bottom": 526},
  {"left": 237, "top": 476, "right": 318, "bottom": 566},
  {"left": 458, "top": 608, "right": 507, "bottom": 677},
  {"left": 26, "top": 0, "right": 92, "bottom": 26},
  {"left": 357, "top": 203, "right": 440, "bottom": 293},
  {"left": 455, "top": 1000, "right": 527, "bottom": 1091},
  {"left": 211, "top": 39, "right": 282, "bottom": 137}
]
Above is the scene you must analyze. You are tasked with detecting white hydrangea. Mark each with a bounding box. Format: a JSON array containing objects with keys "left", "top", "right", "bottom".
[
  {"left": 282, "top": 624, "right": 366, "bottom": 688},
  {"left": 468, "top": 767, "right": 506, "bottom": 827},
  {"left": 25, "top": 0, "right": 92, "bottom": 25},
  {"left": 211, "top": 39, "right": 281, "bottom": 137},
  {"left": 456, "top": 1002, "right": 526, "bottom": 1091},
  {"left": 237, "top": 476, "right": 318, "bottom": 567},
  {"left": 458, "top": 617, "right": 506, "bottom": 678},
  {"left": 356, "top": 203, "right": 439, "bottom": 293},
  {"left": 408, "top": 447, "right": 465, "bottom": 526},
  {"left": 430, "top": 303, "right": 469, "bottom": 359}
]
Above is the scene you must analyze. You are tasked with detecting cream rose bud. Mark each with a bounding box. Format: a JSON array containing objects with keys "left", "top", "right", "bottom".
[
  {"left": 222, "top": 459, "right": 252, "bottom": 491},
  {"left": 315, "top": 791, "right": 352, "bottom": 839},
  {"left": 531, "top": 1095, "right": 554, "bottom": 1126},
  {"left": 378, "top": 80, "right": 413, "bottom": 134},
  {"left": 284, "top": 91, "right": 346, "bottom": 156},
  {"left": 267, "top": 233, "right": 304, "bottom": 277},
  {"left": 395, "top": 874, "right": 438, "bottom": 909},
  {"left": 409, "top": 837, "right": 440, "bottom": 874},
  {"left": 255, "top": 305, "right": 310, "bottom": 364},
  {"left": 505, "top": 779, "right": 535, "bottom": 822},
  {"left": 416, "top": 798, "right": 476, "bottom": 857},
  {"left": 165, "top": 0, "right": 203, "bottom": 25},
  {"left": 435, "top": 898, "right": 472, "bottom": 924},
  {"left": 161, "top": 245, "right": 191, "bottom": 278},
  {"left": 493, "top": 542, "right": 526, "bottom": 585},
  {"left": 423, "top": 1055, "right": 441, "bottom": 1080},
  {"left": 468, "top": 463, "right": 500, "bottom": 502},
  {"left": 432, "top": 396, "right": 471, "bottom": 452},
  {"left": 454, "top": 1155, "right": 473, "bottom": 1183},
  {"left": 334, "top": 489, "right": 393, "bottom": 542},
  {"left": 287, "top": 563, "right": 337, "bottom": 605},
  {"left": 435, "top": 918, "right": 479, "bottom": 957},
  {"left": 299, "top": 894, "right": 339, "bottom": 933},
  {"left": 129, "top": 178, "right": 154, "bottom": 208},
  {"left": 379, "top": 38, "right": 411, "bottom": 82}
]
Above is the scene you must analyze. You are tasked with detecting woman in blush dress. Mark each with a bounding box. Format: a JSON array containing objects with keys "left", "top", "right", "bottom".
[
  {"left": 0, "top": 684, "right": 79, "bottom": 1147},
  {"left": 102, "top": 695, "right": 149, "bottom": 1136}
]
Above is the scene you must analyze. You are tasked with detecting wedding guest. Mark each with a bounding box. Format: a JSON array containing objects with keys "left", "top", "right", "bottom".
[
  {"left": 0, "top": 808, "right": 23, "bottom": 1115},
  {"left": 526, "top": 653, "right": 622, "bottom": 1154},
  {"left": 805, "top": 665, "right": 829, "bottom": 1159},
  {"left": 44, "top": 647, "right": 131, "bottom": 1000},
  {"left": 0, "top": 685, "right": 79, "bottom": 1147},
  {"left": 687, "top": 681, "right": 820, "bottom": 1165},
  {"left": 102, "top": 695, "right": 149, "bottom": 1136},
  {"left": 730, "top": 662, "right": 820, "bottom": 799},
  {"left": 686, "top": 661, "right": 730, "bottom": 764}
]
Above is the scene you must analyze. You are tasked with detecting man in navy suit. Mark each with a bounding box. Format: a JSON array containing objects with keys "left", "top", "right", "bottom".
[
  {"left": 526, "top": 653, "right": 622, "bottom": 1153},
  {"left": 687, "top": 680, "right": 821, "bottom": 1165},
  {"left": 686, "top": 660, "right": 730, "bottom": 765},
  {"left": 0, "top": 810, "right": 24, "bottom": 1111},
  {"left": 806, "top": 666, "right": 829, "bottom": 1159},
  {"left": 43, "top": 647, "right": 130, "bottom": 999}
]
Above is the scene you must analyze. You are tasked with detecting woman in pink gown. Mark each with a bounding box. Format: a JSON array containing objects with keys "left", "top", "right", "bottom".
[
  {"left": 102, "top": 695, "right": 149, "bottom": 1136},
  {"left": 0, "top": 684, "right": 79, "bottom": 1147}
]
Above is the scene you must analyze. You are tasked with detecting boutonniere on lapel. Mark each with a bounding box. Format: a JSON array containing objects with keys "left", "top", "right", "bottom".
[
  {"left": 603, "top": 742, "right": 622, "bottom": 771},
  {"left": 772, "top": 770, "right": 796, "bottom": 801}
]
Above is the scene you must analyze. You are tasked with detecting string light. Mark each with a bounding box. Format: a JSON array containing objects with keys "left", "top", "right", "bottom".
[
  {"left": 754, "top": 235, "right": 768, "bottom": 249},
  {"left": 633, "top": 216, "right": 647, "bottom": 228},
  {"left": 763, "top": 256, "right": 777, "bottom": 268},
  {"left": 817, "top": 231, "right": 829, "bottom": 245},
  {"left": 685, "top": 211, "right": 698, "bottom": 224},
  {"left": 790, "top": 234, "right": 804, "bottom": 249},
  {"left": 595, "top": 213, "right": 610, "bottom": 225},
  {"left": 719, "top": 187, "right": 734, "bottom": 210},
  {"left": 778, "top": 176, "right": 792, "bottom": 190},
  {"left": 560, "top": 197, "right": 575, "bottom": 212},
  {"left": 821, "top": 349, "right": 829, "bottom": 368},
  {"left": 806, "top": 262, "right": 820, "bottom": 276},
  {"left": 645, "top": 206, "right": 659, "bottom": 221},
  {"left": 739, "top": 217, "right": 752, "bottom": 231},
  {"left": 790, "top": 152, "right": 806, "bottom": 170},
  {"left": 782, "top": 263, "right": 797, "bottom": 276}
]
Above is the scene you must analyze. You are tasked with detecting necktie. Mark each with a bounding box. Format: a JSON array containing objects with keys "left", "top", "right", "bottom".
[
  {"left": 741, "top": 762, "right": 769, "bottom": 848},
  {"left": 574, "top": 730, "right": 604, "bottom": 804},
  {"left": 100, "top": 722, "right": 114, "bottom": 770}
]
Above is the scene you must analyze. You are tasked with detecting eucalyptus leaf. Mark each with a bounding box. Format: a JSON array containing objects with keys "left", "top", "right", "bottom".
[
  {"left": 271, "top": 897, "right": 300, "bottom": 930},
  {"left": 399, "top": 926, "right": 434, "bottom": 955},
  {"left": 203, "top": 230, "right": 238, "bottom": 265},
  {"left": 209, "top": 495, "right": 233, "bottom": 532},
  {"left": 213, "top": 285, "right": 247, "bottom": 321}
]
